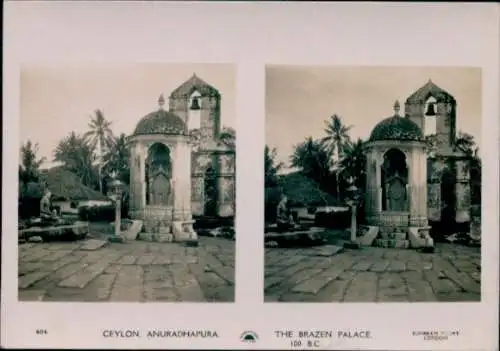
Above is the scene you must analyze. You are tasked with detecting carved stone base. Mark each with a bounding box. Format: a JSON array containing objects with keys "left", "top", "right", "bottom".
[
  {"left": 137, "top": 233, "right": 154, "bottom": 241},
  {"left": 172, "top": 220, "right": 198, "bottom": 242},
  {"left": 154, "top": 233, "right": 174, "bottom": 243},
  {"left": 374, "top": 238, "right": 410, "bottom": 249}
]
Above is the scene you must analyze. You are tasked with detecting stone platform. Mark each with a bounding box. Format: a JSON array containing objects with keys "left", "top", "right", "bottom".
[
  {"left": 265, "top": 227, "right": 326, "bottom": 247},
  {"left": 19, "top": 222, "right": 89, "bottom": 242}
]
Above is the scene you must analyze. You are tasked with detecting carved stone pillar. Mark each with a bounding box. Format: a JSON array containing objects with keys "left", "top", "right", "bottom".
[
  {"left": 172, "top": 143, "right": 184, "bottom": 221},
  {"left": 409, "top": 148, "right": 428, "bottom": 227},
  {"left": 182, "top": 142, "right": 193, "bottom": 220},
  {"left": 427, "top": 158, "right": 442, "bottom": 222},
  {"left": 455, "top": 158, "right": 471, "bottom": 223},
  {"left": 139, "top": 144, "right": 146, "bottom": 210}
]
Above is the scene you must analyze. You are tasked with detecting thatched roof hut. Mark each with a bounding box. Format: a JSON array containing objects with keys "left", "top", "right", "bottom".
[
  {"left": 277, "top": 172, "right": 339, "bottom": 207},
  {"left": 37, "top": 167, "right": 109, "bottom": 201}
]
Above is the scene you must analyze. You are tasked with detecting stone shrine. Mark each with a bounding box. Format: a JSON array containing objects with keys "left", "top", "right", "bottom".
[
  {"left": 128, "top": 74, "right": 236, "bottom": 242},
  {"left": 364, "top": 80, "right": 472, "bottom": 249}
]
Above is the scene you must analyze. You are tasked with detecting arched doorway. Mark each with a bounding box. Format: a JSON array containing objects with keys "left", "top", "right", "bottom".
[
  {"left": 146, "top": 143, "right": 172, "bottom": 206},
  {"left": 204, "top": 167, "right": 218, "bottom": 216},
  {"left": 381, "top": 148, "right": 409, "bottom": 212}
]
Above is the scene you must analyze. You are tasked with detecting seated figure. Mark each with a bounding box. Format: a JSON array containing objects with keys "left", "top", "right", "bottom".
[
  {"left": 39, "top": 189, "right": 60, "bottom": 225},
  {"left": 276, "top": 195, "right": 295, "bottom": 232}
]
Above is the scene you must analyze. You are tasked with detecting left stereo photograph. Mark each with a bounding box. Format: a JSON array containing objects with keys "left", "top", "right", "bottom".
[{"left": 17, "top": 63, "right": 236, "bottom": 303}]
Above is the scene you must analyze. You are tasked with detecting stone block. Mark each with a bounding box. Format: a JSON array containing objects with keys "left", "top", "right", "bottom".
[
  {"left": 218, "top": 203, "right": 234, "bottom": 217},
  {"left": 108, "top": 236, "right": 126, "bottom": 243},
  {"left": 356, "top": 226, "right": 379, "bottom": 246},
  {"left": 122, "top": 220, "right": 143, "bottom": 241},
  {"left": 80, "top": 239, "right": 108, "bottom": 251},
  {"left": 408, "top": 227, "right": 433, "bottom": 248},
  {"left": 172, "top": 220, "right": 198, "bottom": 242}
]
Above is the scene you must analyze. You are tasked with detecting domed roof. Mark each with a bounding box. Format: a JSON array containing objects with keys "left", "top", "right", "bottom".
[
  {"left": 169, "top": 73, "right": 220, "bottom": 99},
  {"left": 369, "top": 101, "right": 424, "bottom": 142},
  {"left": 406, "top": 79, "right": 455, "bottom": 104},
  {"left": 133, "top": 94, "right": 187, "bottom": 136}
]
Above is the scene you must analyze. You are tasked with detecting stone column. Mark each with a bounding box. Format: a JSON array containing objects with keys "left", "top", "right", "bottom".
[
  {"left": 427, "top": 158, "right": 442, "bottom": 222},
  {"left": 375, "top": 152, "right": 383, "bottom": 214},
  {"left": 139, "top": 143, "right": 147, "bottom": 210},
  {"left": 409, "top": 148, "right": 428, "bottom": 227},
  {"left": 182, "top": 141, "right": 193, "bottom": 220},
  {"left": 418, "top": 149, "right": 429, "bottom": 226},
  {"left": 172, "top": 143, "right": 183, "bottom": 221},
  {"left": 128, "top": 143, "right": 136, "bottom": 213},
  {"left": 455, "top": 158, "right": 471, "bottom": 223},
  {"left": 364, "top": 153, "right": 372, "bottom": 216},
  {"left": 408, "top": 149, "right": 419, "bottom": 226}
]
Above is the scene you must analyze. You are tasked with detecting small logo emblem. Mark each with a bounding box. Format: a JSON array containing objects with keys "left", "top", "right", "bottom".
[{"left": 240, "top": 330, "right": 258, "bottom": 343}]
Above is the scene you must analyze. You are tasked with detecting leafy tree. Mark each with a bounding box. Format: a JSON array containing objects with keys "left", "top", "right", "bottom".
[
  {"left": 290, "top": 137, "right": 333, "bottom": 187},
  {"left": 83, "top": 109, "right": 115, "bottom": 192},
  {"left": 54, "top": 132, "right": 98, "bottom": 189},
  {"left": 102, "top": 133, "right": 130, "bottom": 191},
  {"left": 321, "top": 114, "right": 352, "bottom": 199},
  {"left": 19, "top": 140, "right": 45, "bottom": 185},
  {"left": 453, "top": 131, "right": 478, "bottom": 157},
  {"left": 338, "top": 138, "right": 366, "bottom": 192},
  {"left": 264, "top": 145, "right": 284, "bottom": 223},
  {"left": 264, "top": 145, "right": 283, "bottom": 188},
  {"left": 219, "top": 126, "right": 236, "bottom": 148}
]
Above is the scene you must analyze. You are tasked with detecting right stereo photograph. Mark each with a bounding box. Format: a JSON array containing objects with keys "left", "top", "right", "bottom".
[{"left": 264, "top": 65, "right": 482, "bottom": 303}]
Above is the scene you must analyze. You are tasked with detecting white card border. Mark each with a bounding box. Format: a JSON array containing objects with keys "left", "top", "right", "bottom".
[{"left": 2, "top": 2, "right": 499, "bottom": 350}]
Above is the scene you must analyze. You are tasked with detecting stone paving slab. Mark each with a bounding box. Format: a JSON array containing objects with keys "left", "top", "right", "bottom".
[
  {"left": 79, "top": 239, "right": 108, "bottom": 251},
  {"left": 265, "top": 243, "right": 481, "bottom": 302},
  {"left": 18, "top": 237, "right": 235, "bottom": 302}
]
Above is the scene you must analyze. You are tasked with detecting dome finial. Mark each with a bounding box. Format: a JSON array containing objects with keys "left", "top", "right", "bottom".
[
  {"left": 158, "top": 94, "right": 165, "bottom": 109},
  {"left": 393, "top": 100, "right": 400, "bottom": 115}
]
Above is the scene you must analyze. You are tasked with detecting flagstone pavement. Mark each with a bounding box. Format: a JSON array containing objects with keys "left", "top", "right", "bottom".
[
  {"left": 264, "top": 243, "right": 481, "bottom": 302},
  {"left": 18, "top": 237, "right": 235, "bottom": 302}
]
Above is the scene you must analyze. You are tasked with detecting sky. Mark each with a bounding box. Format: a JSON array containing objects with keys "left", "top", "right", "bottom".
[
  {"left": 265, "top": 66, "right": 482, "bottom": 169},
  {"left": 20, "top": 63, "right": 236, "bottom": 168}
]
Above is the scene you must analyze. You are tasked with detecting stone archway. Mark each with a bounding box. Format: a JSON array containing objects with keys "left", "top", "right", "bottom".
[
  {"left": 146, "top": 143, "right": 172, "bottom": 206},
  {"left": 381, "top": 148, "right": 409, "bottom": 212},
  {"left": 204, "top": 166, "right": 218, "bottom": 216}
]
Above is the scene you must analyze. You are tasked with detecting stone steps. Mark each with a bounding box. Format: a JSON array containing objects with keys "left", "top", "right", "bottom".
[{"left": 373, "top": 239, "right": 410, "bottom": 249}]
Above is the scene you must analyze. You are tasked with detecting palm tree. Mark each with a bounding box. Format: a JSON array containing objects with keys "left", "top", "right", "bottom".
[
  {"left": 83, "top": 109, "right": 115, "bottom": 193},
  {"left": 321, "top": 114, "right": 352, "bottom": 199}
]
